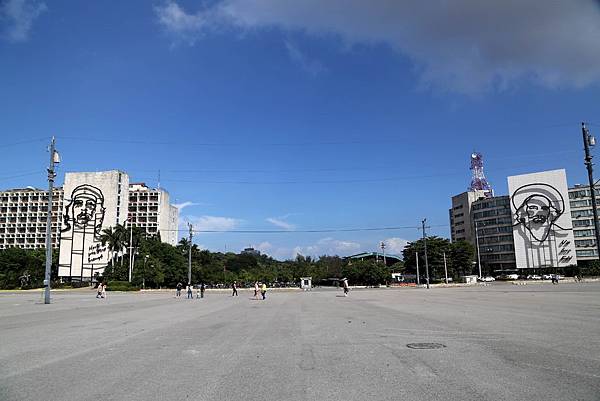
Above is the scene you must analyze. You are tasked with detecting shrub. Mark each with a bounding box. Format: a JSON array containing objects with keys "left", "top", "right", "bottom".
[{"left": 105, "top": 281, "right": 139, "bottom": 291}]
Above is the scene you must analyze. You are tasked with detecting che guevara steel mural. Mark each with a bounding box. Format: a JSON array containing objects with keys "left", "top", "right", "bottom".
[{"left": 58, "top": 184, "right": 109, "bottom": 280}]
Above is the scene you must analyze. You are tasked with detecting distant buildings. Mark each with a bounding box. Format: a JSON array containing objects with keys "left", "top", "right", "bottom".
[
  {"left": 0, "top": 170, "right": 178, "bottom": 281},
  {"left": 450, "top": 167, "right": 589, "bottom": 273}
]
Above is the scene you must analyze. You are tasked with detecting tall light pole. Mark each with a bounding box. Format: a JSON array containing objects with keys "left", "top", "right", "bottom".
[
  {"left": 44, "top": 137, "right": 60, "bottom": 304},
  {"left": 415, "top": 251, "right": 420, "bottom": 285},
  {"left": 143, "top": 254, "right": 149, "bottom": 289},
  {"left": 443, "top": 251, "right": 448, "bottom": 284},
  {"left": 187, "top": 222, "right": 193, "bottom": 285},
  {"left": 582, "top": 122, "right": 600, "bottom": 260},
  {"left": 422, "top": 219, "right": 430, "bottom": 289},
  {"left": 474, "top": 220, "right": 482, "bottom": 278},
  {"left": 380, "top": 241, "right": 387, "bottom": 265},
  {"left": 128, "top": 218, "right": 134, "bottom": 282}
]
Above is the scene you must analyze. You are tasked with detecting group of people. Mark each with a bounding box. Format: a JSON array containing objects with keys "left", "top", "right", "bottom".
[
  {"left": 233, "top": 281, "right": 267, "bottom": 300},
  {"left": 176, "top": 282, "right": 206, "bottom": 299},
  {"left": 96, "top": 282, "right": 107, "bottom": 299}
]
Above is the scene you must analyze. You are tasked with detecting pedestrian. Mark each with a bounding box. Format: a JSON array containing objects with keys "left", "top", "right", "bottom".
[
  {"left": 342, "top": 278, "right": 349, "bottom": 296},
  {"left": 200, "top": 283, "right": 205, "bottom": 298},
  {"left": 96, "top": 282, "right": 103, "bottom": 299},
  {"left": 187, "top": 283, "right": 193, "bottom": 299},
  {"left": 254, "top": 281, "right": 259, "bottom": 299},
  {"left": 101, "top": 282, "right": 107, "bottom": 299},
  {"left": 176, "top": 282, "right": 182, "bottom": 297},
  {"left": 260, "top": 282, "right": 267, "bottom": 300},
  {"left": 232, "top": 281, "right": 238, "bottom": 297}
]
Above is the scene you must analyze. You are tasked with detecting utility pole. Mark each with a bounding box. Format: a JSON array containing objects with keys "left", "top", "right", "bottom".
[
  {"left": 380, "top": 241, "right": 386, "bottom": 265},
  {"left": 415, "top": 251, "right": 420, "bottom": 285},
  {"left": 582, "top": 122, "right": 600, "bottom": 260},
  {"left": 44, "top": 137, "right": 59, "bottom": 304},
  {"left": 443, "top": 252, "right": 448, "bottom": 284},
  {"left": 187, "top": 222, "right": 193, "bottom": 285},
  {"left": 422, "top": 219, "right": 430, "bottom": 289},
  {"left": 475, "top": 220, "right": 482, "bottom": 278},
  {"left": 128, "top": 218, "right": 134, "bottom": 282}
]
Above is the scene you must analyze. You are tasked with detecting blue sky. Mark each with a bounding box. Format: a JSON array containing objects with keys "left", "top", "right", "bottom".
[{"left": 2, "top": 0, "right": 600, "bottom": 259}]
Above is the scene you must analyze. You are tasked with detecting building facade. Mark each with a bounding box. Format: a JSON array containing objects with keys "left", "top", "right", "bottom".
[
  {"left": 471, "top": 195, "right": 516, "bottom": 271},
  {"left": 568, "top": 184, "right": 600, "bottom": 261},
  {"left": 58, "top": 171, "right": 130, "bottom": 281},
  {"left": 449, "top": 190, "right": 488, "bottom": 243},
  {"left": 128, "top": 183, "right": 179, "bottom": 246},
  {"left": 0, "top": 188, "right": 64, "bottom": 250}
]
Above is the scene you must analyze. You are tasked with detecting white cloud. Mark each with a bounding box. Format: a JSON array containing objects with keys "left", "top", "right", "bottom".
[
  {"left": 255, "top": 241, "right": 272, "bottom": 252},
  {"left": 1, "top": 0, "right": 47, "bottom": 42},
  {"left": 155, "top": 0, "right": 600, "bottom": 94},
  {"left": 382, "top": 237, "right": 409, "bottom": 255},
  {"left": 173, "top": 201, "right": 199, "bottom": 210},
  {"left": 182, "top": 215, "right": 241, "bottom": 232},
  {"left": 266, "top": 217, "right": 295, "bottom": 230},
  {"left": 284, "top": 40, "right": 325, "bottom": 76}
]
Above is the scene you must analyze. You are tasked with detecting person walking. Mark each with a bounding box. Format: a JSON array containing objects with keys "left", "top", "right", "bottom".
[
  {"left": 254, "top": 281, "right": 259, "bottom": 299},
  {"left": 260, "top": 282, "right": 267, "bottom": 300},
  {"left": 187, "top": 283, "right": 193, "bottom": 299},
  {"left": 232, "top": 281, "right": 238, "bottom": 297},
  {"left": 96, "top": 282, "right": 103, "bottom": 299},
  {"left": 101, "top": 282, "right": 107, "bottom": 299},
  {"left": 200, "top": 283, "right": 205, "bottom": 298},
  {"left": 342, "top": 278, "right": 349, "bottom": 296},
  {"left": 176, "top": 282, "right": 182, "bottom": 297}
]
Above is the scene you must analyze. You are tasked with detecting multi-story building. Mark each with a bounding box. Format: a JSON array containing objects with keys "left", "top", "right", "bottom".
[
  {"left": 0, "top": 188, "right": 64, "bottom": 250},
  {"left": 128, "top": 183, "right": 178, "bottom": 246},
  {"left": 449, "top": 190, "right": 488, "bottom": 243},
  {"left": 569, "top": 184, "right": 600, "bottom": 261},
  {"left": 0, "top": 170, "right": 179, "bottom": 281},
  {"left": 471, "top": 195, "right": 516, "bottom": 271}
]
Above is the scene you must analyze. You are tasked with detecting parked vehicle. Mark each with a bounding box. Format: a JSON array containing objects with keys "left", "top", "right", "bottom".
[
  {"left": 506, "top": 274, "right": 519, "bottom": 280},
  {"left": 527, "top": 275, "right": 542, "bottom": 280},
  {"left": 478, "top": 276, "right": 495, "bottom": 282},
  {"left": 542, "top": 274, "right": 554, "bottom": 280}
]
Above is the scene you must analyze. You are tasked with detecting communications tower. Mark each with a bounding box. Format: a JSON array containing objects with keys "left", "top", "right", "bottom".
[{"left": 469, "top": 152, "right": 493, "bottom": 197}]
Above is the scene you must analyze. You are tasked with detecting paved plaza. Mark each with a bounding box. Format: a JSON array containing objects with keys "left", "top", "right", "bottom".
[{"left": 1, "top": 283, "right": 599, "bottom": 401}]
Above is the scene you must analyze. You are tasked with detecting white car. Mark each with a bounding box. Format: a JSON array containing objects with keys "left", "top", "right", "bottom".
[
  {"left": 479, "top": 276, "right": 495, "bottom": 282},
  {"left": 542, "top": 274, "right": 554, "bottom": 280},
  {"left": 527, "top": 275, "right": 542, "bottom": 280},
  {"left": 506, "top": 274, "right": 519, "bottom": 280}
]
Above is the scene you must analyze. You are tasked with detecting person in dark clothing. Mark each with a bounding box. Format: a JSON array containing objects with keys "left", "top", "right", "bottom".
[
  {"left": 187, "top": 283, "right": 193, "bottom": 299},
  {"left": 176, "top": 282, "right": 182, "bottom": 297},
  {"left": 232, "top": 281, "right": 238, "bottom": 296},
  {"left": 200, "top": 283, "right": 205, "bottom": 298}
]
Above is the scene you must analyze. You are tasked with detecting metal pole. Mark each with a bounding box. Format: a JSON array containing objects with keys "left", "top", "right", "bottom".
[
  {"left": 582, "top": 122, "right": 600, "bottom": 260},
  {"left": 443, "top": 252, "right": 448, "bottom": 284},
  {"left": 43, "top": 137, "right": 56, "bottom": 304},
  {"left": 188, "top": 222, "right": 193, "bottom": 285},
  {"left": 415, "top": 251, "right": 420, "bottom": 285},
  {"left": 143, "top": 255, "right": 148, "bottom": 289},
  {"left": 475, "top": 220, "right": 482, "bottom": 278},
  {"left": 128, "top": 219, "right": 133, "bottom": 282},
  {"left": 381, "top": 241, "right": 386, "bottom": 265},
  {"left": 422, "top": 219, "right": 430, "bottom": 289}
]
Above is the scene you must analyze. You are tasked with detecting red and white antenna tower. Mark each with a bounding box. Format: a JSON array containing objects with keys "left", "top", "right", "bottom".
[{"left": 469, "top": 152, "right": 493, "bottom": 196}]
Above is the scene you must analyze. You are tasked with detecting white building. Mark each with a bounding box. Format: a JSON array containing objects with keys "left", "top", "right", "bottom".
[
  {"left": 58, "top": 171, "right": 129, "bottom": 281},
  {"left": 508, "top": 170, "right": 577, "bottom": 269},
  {"left": 128, "top": 183, "right": 178, "bottom": 246},
  {"left": 0, "top": 188, "right": 63, "bottom": 249}
]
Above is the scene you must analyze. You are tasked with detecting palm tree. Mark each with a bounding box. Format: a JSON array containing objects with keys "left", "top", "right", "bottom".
[
  {"left": 100, "top": 227, "right": 118, "bottom": 266},
  {"left": 113, "top": 223, "right": 128, "bottom": 266}
]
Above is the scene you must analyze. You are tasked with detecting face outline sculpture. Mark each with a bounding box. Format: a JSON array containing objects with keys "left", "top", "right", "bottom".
[
  {"left": 62, "top": 184, "right": 106, "bottom": 238},
  {"left": 512, "top": 183, "right": 564, "bottom": 243}
]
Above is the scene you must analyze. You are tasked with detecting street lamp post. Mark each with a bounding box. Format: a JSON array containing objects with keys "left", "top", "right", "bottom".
[
  {"left": 44, "top": 137, "right": 60, "bottom": 304},
  {"left": 143, "top": 254, "right": 149, "bottom": 289},
  {"left": 422, "top": 219, "right": 430, "bottom": 289},
  {"left": 475, "top": 220, "right": 482, "bottom": 278}
]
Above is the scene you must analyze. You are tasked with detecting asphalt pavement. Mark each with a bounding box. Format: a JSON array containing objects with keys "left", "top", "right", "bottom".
[{"left": 1, "top": 283, "right": 599, "bottom": 401}]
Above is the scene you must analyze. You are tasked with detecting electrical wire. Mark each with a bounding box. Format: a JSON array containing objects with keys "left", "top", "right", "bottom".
[{"left": 158, "top": 224, "right": 449, "bottom": 234}]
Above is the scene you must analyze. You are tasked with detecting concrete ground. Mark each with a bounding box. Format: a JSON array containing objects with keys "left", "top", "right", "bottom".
[{"left": 0, "top": 283, "right": 599, "bottom": 401}]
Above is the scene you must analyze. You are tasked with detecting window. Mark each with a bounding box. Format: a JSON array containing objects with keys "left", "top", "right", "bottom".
[
  {"left": 574, "top": 229, "right": 595, "bottom": 237},
  {"left": 576, "top": 249, "right": 598, "bottom": 257},
  {"left": 575, "top": 239, "right": 595, "bottom": 247},
  {"left": 574, "top": 219, "right": 592, "bottom": 227},
  {"left": 570, "top": 200, "right": 591, "bottom": 208},
  {"left": 572, "top": 210, "right": 593, "bottom": 218}
]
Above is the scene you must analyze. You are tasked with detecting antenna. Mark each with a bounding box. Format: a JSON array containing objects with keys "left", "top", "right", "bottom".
[{"left": 469, "top": 152, "right": 493, "bottom": 196}]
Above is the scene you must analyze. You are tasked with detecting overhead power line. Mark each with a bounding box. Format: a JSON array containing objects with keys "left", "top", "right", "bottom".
[{"left": 159, "top": 224, "right": 449, "bottom": 234}]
